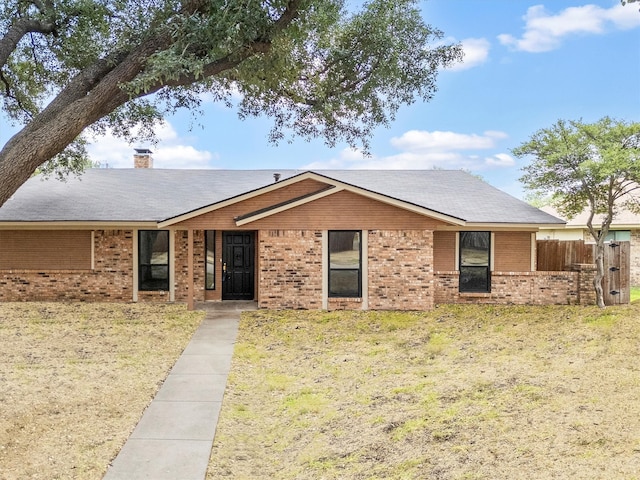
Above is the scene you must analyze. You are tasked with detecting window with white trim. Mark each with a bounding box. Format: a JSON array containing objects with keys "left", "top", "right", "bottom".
[
  {"left": 205, "top": 230, "right": 216, "bottom": 290},
  {"left": 138, "top": 230, "right": 169, "bottom": 291},
  {"left": 459, "top": 231, "right": 490, "bottom": 293},
  {"left": 328, "top": 230, "right": 362, "bottom": 297}
]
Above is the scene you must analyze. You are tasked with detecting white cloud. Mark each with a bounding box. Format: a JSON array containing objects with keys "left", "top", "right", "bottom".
[
  {"left": 606, "top": 2, "right": 640, "bottom": 29},
  {"left": 87, "top": 121, "right": 218, "bottom": 169},
  {"left": 484, "top": 130, "right": 509, "bottom": 140},
  {"left": 448, "top": 37, "right": 491, "bottom": 71},
  {"left": 304, "top": 130, "right": 514, "bottom": 171},
  {"left": 153, "top": 145, "right": 216, "bottom": 168},
  {"left": 390, "top": 130, "right": 505, "bottom": 152},
  {"left": 485, "top": 153, "right": 516, "bottom": 167},
  {"left": 499, "top": 3, "right": 640, "bottom": 53}
]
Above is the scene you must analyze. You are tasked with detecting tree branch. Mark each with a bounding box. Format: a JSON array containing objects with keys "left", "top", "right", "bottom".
[
  {"left": 0, "top": 68, "right": 33, "bottom": 118},
  {"left": 0, "top": 17, "right": 57, "bottom": 68},
  {"left": 134, "top": 0, "right": 303, "bottom": 95},
  {"left": 271, "top": 0, "right": 302, "bottom": 33}
]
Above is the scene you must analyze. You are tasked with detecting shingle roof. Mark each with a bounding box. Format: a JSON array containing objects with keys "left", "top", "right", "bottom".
[
  {"left": 0, "top": 168, "right": 564, "bottom": 225},
  {"left": 541, "top": 199, "right": 640, "bottom": 228}
]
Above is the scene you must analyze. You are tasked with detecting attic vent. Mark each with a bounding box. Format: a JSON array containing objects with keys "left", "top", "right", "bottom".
[
  {"left": 273, "top": 173, "right": 281, "bottom": 182},
  {"left": 134, "top": 148, "right": 153, "bottom": 169}
]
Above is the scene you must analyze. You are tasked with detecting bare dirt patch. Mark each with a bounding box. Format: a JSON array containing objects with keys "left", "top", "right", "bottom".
[
  {"left": 0, "top": 302, "right": 203, "bottom": 480},
  {"left": 209, "top": 304, "right": 640, "bottom": 480}
]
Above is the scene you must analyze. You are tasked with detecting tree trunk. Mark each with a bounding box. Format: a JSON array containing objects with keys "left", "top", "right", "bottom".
[
  {"left": 0, "top": 119, "right": 88, "bottom": 206},
  {"left": 0, "top": 92, "right": 123, "bottom": 206},
  {"left": 593, "top": 240, "right": 606, "bottom": 308},
  {"left": 0, "top": 3, "right": 285, "bottom": 208},
  {"left": 0, "top": 36, "right": 161, "bottom": 207}
]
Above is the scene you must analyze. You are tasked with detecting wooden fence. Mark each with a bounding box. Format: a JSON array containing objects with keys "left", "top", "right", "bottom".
[
  {"left": 536, "top": 239, "right": 594, "bottom": 271},
  {"left": 536, "top": 239, "right": 630, "bottom": 305}
]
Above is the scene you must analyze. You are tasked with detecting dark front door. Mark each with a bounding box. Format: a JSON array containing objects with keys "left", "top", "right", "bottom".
[{"left": 222, "top": 231, "right": 255, "bottom": 300}]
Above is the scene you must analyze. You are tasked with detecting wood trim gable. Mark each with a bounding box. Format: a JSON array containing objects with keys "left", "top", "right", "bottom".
[
  {"left": 305, "top": 172, "right": 467, "bottom": 226},
  {"left": 235, "top": 185, "right": 340, "bottom": 226},
  {"left": 157, "top": 172, "right": 321, "bottom": 228},
  {"left": 158, "top": 171, "right": 467, "bottom": 228}
]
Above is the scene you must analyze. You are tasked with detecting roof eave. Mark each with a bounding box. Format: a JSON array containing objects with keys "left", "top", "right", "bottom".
[
  {"left": 0, "top": 221, "right": 159, "bottom": 229},
  {"left": 438, "top": 222, "right": 566, "bottom": 231},
  {"left": 539, "top": 222, "right": 639, "bottom": 230}
]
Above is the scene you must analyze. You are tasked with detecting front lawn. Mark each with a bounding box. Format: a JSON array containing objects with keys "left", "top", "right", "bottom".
[
  {"left": 210, "top": 304, "right": 640, "bottom": 479},
  {"left": 0, "top": 303, "right": 203, "bottom": 479}
]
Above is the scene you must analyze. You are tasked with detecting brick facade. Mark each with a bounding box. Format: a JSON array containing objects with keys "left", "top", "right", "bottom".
[
  {"left": 368, "top": 230, "right": 434, "bottom": 310},
  {"left": 255, "top": 229, "right": 438, "bottom": 310},
  {"left": 0, "top": 230, "right": 133, "bottom": 301},
  {"left": 174, "top": 230, "right": 206, "bottom": 303},
  {"left": 258, "top": 230, "right": 323, "bottom": 309},
  {"left": 0, "top": 227, "right": 600, "bottom": 308},
  {"left": 434, "top": 268, "right": 598, "bottom": 306},
  {"left": 572, "top": 263, "right": 597, "bottom": 305}
]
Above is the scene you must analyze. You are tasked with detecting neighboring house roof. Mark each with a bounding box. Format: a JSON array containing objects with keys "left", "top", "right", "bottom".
[
  {"left": 0, "top": 169, "right": 564, "bottom": 227},
  {"left": 540, "top": 194, "right": 640, "bottom": 229}
]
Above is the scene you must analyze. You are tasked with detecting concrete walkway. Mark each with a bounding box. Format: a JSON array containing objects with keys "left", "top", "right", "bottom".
[{"left": 103, "top": 301, "right": 256, "bottom": 480}]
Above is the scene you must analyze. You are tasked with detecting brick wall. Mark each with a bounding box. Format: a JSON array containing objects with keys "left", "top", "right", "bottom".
[
  {"left": 174, "top": 230, "right": 206, "bottom": 302},
  {"left": 433, "top": 269, "right": 596, "bottom": 305},
  {"left": 0, "top": 230, "right": 133, "bottom": 301},
  {"left": 327, "top": 298, "right": 364, "bottom": 310},
  {"left": 368, "top": 230, "right": 434, "bottom": 310},
  {"left": 572, "top": 263, "right": 596, "bottom": 305},
  {"left": 0, "top": 227, "right": 604, "bottom": 308},
  {"left": 258, "top": 230, "right": 323, "bottom": 309},
  {"left": 257, "top": 229, "right": 436, "bottom": 311}
]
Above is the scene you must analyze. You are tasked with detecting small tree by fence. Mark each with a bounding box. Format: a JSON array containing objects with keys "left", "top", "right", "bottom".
[{"left": 537, "top": 239, "right": 630, "bottom": 305}]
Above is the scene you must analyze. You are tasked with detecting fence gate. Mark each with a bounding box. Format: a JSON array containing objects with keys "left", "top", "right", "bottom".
[
  {"left": 536, "top": 239, "right": 630, "bottom": 306},
  {"left": 602, "top": 241, "right": 630, "bottom": 306}
]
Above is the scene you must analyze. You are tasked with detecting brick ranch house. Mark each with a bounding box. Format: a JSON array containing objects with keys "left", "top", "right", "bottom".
[{"left": 0, "top": 153, "right": 598, "bottom": 310}]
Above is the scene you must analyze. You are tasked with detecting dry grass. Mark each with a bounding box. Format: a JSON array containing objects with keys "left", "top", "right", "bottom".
[
  {"left": 0, "top": 302, "right": 203, "bottom": 480},
  {"left": 209, "top": 304, "right": 640, "bottom": 480}
]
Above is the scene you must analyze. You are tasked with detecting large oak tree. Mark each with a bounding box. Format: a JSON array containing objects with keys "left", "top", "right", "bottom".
[
  {"left": 515, "top": 117, "right": 640, "bottom": 308},
  {"left": 0, "top": 0, "right": 462, "bottom": 207}
]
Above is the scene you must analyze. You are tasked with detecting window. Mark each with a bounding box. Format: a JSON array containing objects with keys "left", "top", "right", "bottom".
[
  {"left": 329, "top": 231, "right": 361, "bottom": 297},
  {"left": 602, "top": 230, "right": 631, "bottom": 242},
  {"left": 205, "top": 230, "right": 215, "bottom": 290},
  {"left": 459, "top": 231, "right": 490, "bottom": 293},
  {"left": 139, "top": 230, "right": 169, "bottom": 291}
]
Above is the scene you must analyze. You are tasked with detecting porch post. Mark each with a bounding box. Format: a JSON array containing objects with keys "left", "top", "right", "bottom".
[{"left": 187, "top": 229, "right": 194, "bottom": 311}]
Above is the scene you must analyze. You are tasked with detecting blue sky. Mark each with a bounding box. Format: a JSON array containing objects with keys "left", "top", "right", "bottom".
[{"left": 2, "top": 0, "right": 639, "bottom": 199}]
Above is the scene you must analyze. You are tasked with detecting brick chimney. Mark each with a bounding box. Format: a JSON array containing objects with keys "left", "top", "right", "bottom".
[{"left": 134, "top": 148, "right": 153, "bottom": 168}]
